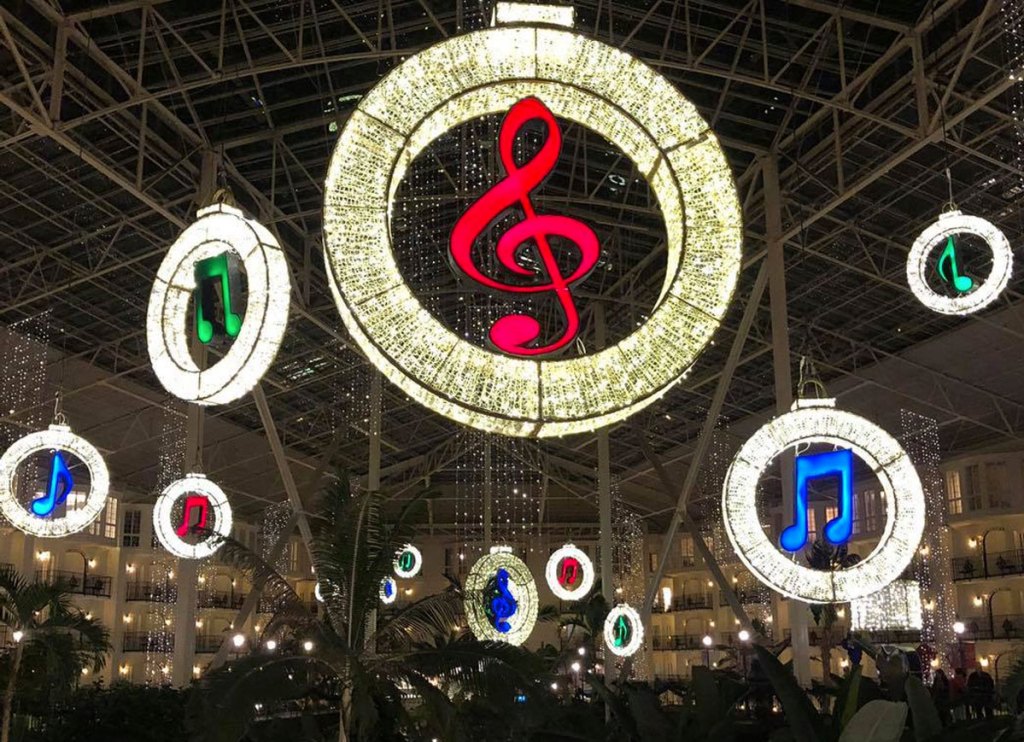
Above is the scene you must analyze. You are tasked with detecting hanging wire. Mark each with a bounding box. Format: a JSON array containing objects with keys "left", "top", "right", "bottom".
[{"left": 796, "top": 356, "right": 828, "bottom": 400}]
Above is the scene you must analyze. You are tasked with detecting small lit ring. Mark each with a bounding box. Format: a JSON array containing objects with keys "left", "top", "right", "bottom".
[
  {"left": 544, "top": 543, "right": 594, "bottom": 601},
  {"left": 323, "top": 22, "right": 741, "bottom": 437},
  {"left": 604, "top": 604, "right": 644, "bottom": 657},
  {"left": 147, "top": 203, "right": 290, "bottom": 405},
  {"left": 393, "top": 543, "right": 423, "bottom": 579},
  {"left": 464, "top": 549, "right": 538, "bottom": 646},
  {"left": 380, "top": 576, "right": 398, "bottom": 605},
  {"left": 907, "top": 210, "right": 1012, "bottom": 315},
  {"left": 0, "top": 424, "right": 109, "bottom": 538},
  {"left": 314, "top": 582, "right": 324, "bottom": 602},
  {"left": 722, "top": 399, "right": 925, "bottom": 604},
  {"left": 153, "top": 474, "right": 233, "bottom": 560}
]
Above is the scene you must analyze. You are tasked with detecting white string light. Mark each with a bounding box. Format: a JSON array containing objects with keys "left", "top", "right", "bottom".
[
  {"left": 0, "top": 424, "right": 109, "bottom": 538},
  {"left": 393, "top": 543, "right": 423, "bottom": 579},
  {"left": 322, "top": 12, "right": 741, "bottom": 437},
  {"left": 147, "top": 203, "right": 290, "bottom": 405},
  {"left": 153, "top": 474, "right": 233, "bottom": 560},
  {"left": 545, "top": 543, "right": 594, "bottom": 601},
  {"left": 604, "top": 604, "right": 644, "bottom": 658},
  {"left": 722, "top": 398, "right": 926, "bottom": 604},
  {"left": 464, "top": 546, "right": 538, "bottom": 646},
  {"left": 851, "top": 580, "right": 923, "bottom": 633}
]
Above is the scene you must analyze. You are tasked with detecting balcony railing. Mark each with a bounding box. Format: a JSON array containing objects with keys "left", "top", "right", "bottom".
[
  {"left": 197, "top": 589, "right": 246, "bottom": 610},
  {"left": 672, "top": 594, "right": 714, "bottom": 611},
  {"left": 862, "top": 629, "right": 922, "bottom": 645},
  {"left": 719, "top": 589, "right": 768, "bottom": 606},
  {"left": 37, "top": 570, "right": 112, "bottom": 598},
  {"left": 195, "top": 635, "right": 224, "bottom": 653},
  {"left": 125, "top": 581, "right": 177, "bottom": 603},
  {"left": 122, "top": 631, "right": 175, "bottom": 652},
  {"left": 652, "top": 635, "right": 706, "bottom": 651},
  {"left": 958, "top": 614, "right": 1024, "bottom": 641},
  {"left": 952, "top": 549, "right": 1024, "bottom": 581}
]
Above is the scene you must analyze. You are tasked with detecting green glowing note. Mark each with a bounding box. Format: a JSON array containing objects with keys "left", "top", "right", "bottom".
[
  {"left": 936, "top": 236, "right": 974, "bottom": 294},
  {"left": 194, "top": 252, "right": 243, "bottom": 344},
  {"left": 613, "top": 615, "right": 630, "bottom": 647}
]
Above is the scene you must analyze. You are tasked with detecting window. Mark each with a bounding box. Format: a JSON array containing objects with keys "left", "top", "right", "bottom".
[
  {"left": 88, "top": 498, "right": 118, "bottom": 539},
  {"left": 122, "top": 509, "right": 141, "bottom": 547},
  {"left": 985, "top": 462, "right": 1009, "bottom": 509},
  {"left": 859, "top": 490, "right": 881, "bottom": 534},
  {"left": 964, "top": 465, "right": 982, "bottom": 511},
  {"left": 680, "top": 535, "right": 694, "bottom": 566},
  {"left": 648, "top": 552, "right": 658, "bottom": 572},
  {"left": 946, "top": 470, "right": 963, "bottom": 515}
]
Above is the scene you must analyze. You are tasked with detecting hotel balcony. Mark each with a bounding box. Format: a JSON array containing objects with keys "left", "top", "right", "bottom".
[
  {"left": 37, "top": 569, "right": 112, "bottom": 598},
  {"left": 122, "top": 631, "right": 175, "bottom": 652},
  {"left": 951, "top": 549, "right": 1024, "bottom": 581}
]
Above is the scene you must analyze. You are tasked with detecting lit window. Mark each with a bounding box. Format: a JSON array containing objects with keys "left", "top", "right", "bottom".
[{"left": 946, "top": 470, "right": 963, "bottom": 515}]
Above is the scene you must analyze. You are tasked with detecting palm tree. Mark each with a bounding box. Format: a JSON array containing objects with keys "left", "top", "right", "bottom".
[
  {"left": 194, "top": 475, "right": 549, "bottom": 742},
  {"left": 805, "top": 540, "right": 860, "bottom": 686},
  {"left": 0, "top": 564, "right": 110, "bottom": 742}
]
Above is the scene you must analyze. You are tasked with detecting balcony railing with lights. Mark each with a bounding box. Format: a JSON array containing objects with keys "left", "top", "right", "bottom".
[{"left": 122, "top": 631, "right": 175, "bottom": 652}]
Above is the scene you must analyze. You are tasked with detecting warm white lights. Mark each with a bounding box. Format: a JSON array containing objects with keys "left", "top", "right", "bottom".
[
  {"left": 604, "top": 604, "right": 644, "bottom": 657},
  {"left": 393, "top": 544, "right": 423, "bottom": 579},
  {"left": 265, "top": 640, "right": 277, "bottom": 651},
  {"left": 147, "top": 202, "right": 290, "bottom": 405},
  {"left": 153, "top": 474, "right": 233, "bottom": 560},
  {"left": 851, "top": 580, "right": 923, "bottom": 633},
  {"left": 738, "top": 629, "right": 751, "bottom": 643},
  {"left": 464, "top": 547, "right": 539, "bottom": 646},
  {"left": 0, "top": 424, "right": 109, "bottom": 538},
  {"left": 231, "top": 633, "right": 245, "bottom": 648},
  {"left": 302, "top": 640, "right": 314, "bottom": 652},
  {"left": 907, "top": 210, "right": 1012, "bottom": 315},
  {"left": 953, "top": 620, "right": 966, "bottom": 635},
  {"left": 702, "top": 634, "right": 714, "bottom": 647},
  {"left": 544, "top": 543, "right": 594, "bottom": 601},
  {"left": 12, "top": 631, "right": 23, "bottom": 643},
  {"left": 322, "top": 12, "right": 741, "bottom": 437},
  {"left": 722, "top": 398, "right": 926, "bottom": 604}
]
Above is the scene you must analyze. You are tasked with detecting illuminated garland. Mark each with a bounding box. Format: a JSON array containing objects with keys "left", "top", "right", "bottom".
[
  {"left": 545, "top": 543, "right": 594, "bottom": 602},
  {"left": 464, "top": 547, "right": 538, "bottom": 645},
  {"left": 906, "top": 210, "right": 1012, "bottom": 315},
  {"left": 722, "top": 398, "right": 926, "bottom": 604},
  {"left": 0, "top": 424, "right": 109, "bottom": 538},
  {"left": 322, "top": 3, "right": 741, "bottom": 437},
  {"left": 153, "top": 474, "right": 233, "bottom": 560},
  {"left": 604, "top": 604, "right": 644, "bottom": 657},
  {"left": 147, "top": 202, "right": 290, "bottom": 405},
  {"left": 851, "top": 580, "right": 923, "bottom": 633},
  {"left": 393, "top": 544, "right": 423, "bottom": 579}
]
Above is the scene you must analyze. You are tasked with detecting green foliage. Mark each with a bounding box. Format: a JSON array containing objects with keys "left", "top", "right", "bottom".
[
  {"left": 838, "top": 700, "right": 907, "bottom": 742},
  {"left": 905, "top": 676, "right": 942, "bottom": 741},
  {"left": 752, "top": 645, "right": 829, "bottom": 742}
]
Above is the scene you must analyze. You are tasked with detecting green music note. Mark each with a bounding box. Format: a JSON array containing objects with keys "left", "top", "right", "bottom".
[
  {"left": 936, "top": 236, "right": 974, "bottom": 294},
  {"left": 613, "top": 615, "right": 630, "bottom": 647},
  {"left": 194, "top": 252, "right": 243, "bottom": 344}
]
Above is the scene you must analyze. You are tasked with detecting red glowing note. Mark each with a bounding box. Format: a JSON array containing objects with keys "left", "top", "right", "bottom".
[
  {"left": 558, "top": 557, "right": 581, "bottom": 587},
  {"left": 450, "top": 97, "right": 600, "bottom": 356},
  {"left": 176, "top": 494, "right": 210, "bottom": 537}
]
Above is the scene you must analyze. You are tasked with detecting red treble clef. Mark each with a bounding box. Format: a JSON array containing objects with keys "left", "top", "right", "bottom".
[{"left": 450, "top": 97, "right": 600, "bottom": 357}]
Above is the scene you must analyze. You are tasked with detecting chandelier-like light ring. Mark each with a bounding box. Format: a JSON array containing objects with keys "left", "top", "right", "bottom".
[
  {"left": 907, "top": 210, "right": 1012, "bottom": 315},
  {"left": 0, "top": 424, "right": 109, "bottom": 538},
  {"left": 393, "top": 543, "right": 423, "bottom": 579},
  {"left": 464, "top": 548, "right": 538, "bottom": 645},
  {"left": 722, "top": 398, "right": 926, "bottom": 604},
  {"left": 147, "top": 203, "right": 290, "bottom": 405},
  {"left": 604, "top": 604, "right": 644, "bottom": 657},
  {"left": 322, "top": 10, "right": 741, "bottom": 437},
  {"left": 544, "top": 543, "right": 594, "bottom": 601},
  {"left": 153, "top": 474, "right": 233, "bottom": 560}
]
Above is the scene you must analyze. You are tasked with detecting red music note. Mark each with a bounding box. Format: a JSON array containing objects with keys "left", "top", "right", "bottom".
[
  {"left": 558, "top": 557, "right": 581, "bottom": 587},
  {"left": 176, "top": 494, "right": 210, "bottom": 537},
  {"left": 450, "top": 97, "right": 600, "bottom": 356}
]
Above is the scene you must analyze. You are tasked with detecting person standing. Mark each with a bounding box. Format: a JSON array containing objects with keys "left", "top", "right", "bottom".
[
  {"left": 931, "top": 669, "right": 951, "bottom": 726},
  {"left": 950, "top": 668, "right": 968, "bottom": 721}
]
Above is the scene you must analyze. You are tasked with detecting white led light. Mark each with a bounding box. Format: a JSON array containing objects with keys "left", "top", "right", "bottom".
[
  {"left": 544, "top": 543, "right": 594, "bottom": 602},
  {"left": 147, "top": 203, "right": 290, "bottom": 405},
  {"left": 313, "top": 582, "right": 324, "bottom": 603},
  {"left": 604, "top": 604, "right": 644, "bottom": 657},
  {"left": 851, "top": 580, "right": 923, "bottom": 633},
  {"left": 0, "top": 424, "right": 109, "bottom": 538},
  {"left": 491, "top": 1, "right": 574, "bottom": 26},
  {"left": 907, "top": 210, "right": 1012, "bottom": 315},
  {"left": 722, "top": 398, "right": 926, "bottom": 604},
  {"left": 380, "top": 576, "right": 398, "bottom": 605},
  {"left": 153, "top": 474, "right": 233, "bottom": 560},
  {"left": 393, "top": 543, "right": 423, "bottom": 579},
  {"left": 464, "top": 547, "right": 539, "bottom": 646},
  {"left": 322, "top": 15, "right": 741, "bottom": 437}
]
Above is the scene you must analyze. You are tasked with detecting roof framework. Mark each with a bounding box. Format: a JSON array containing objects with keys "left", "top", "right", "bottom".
[{"left": 1, "top": 0, "right": 1023, "bottom": 525}]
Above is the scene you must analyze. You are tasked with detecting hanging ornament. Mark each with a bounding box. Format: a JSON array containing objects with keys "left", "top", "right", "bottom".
[
  {"left": 0, "top": 423, "right": 109, "bottom": 538},
  {"left": 545, "top": 543, "right": 594, "bottom": 601},
  {"left": 380, "top": 576, "right": 398, "bottom": 605},
  {"left": 907, "top": 209, "right": 1012, "bottom": 315},
  {"left": 604, "top": 604, "right": 644, "bottom": 658},
  {"left": 393, "top": 543, "right": 423, "bottom": 579},
  {"left": 147, "top": 202, "right": 290, "bottom": 405},
  {"left": 722, "top": 397, "right": 925, "bottom": 604},
  {"left": 322, "top": 2, "right": 741, "bottom": 437},
  {"left": 153, "top": 473, "right": 233, "bottom": 560},
  {"left": 464, "top": 546, "right": 538, "bottom": 646}
]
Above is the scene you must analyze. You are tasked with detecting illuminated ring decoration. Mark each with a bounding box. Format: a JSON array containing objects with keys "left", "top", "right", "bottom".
[
  {"left": 464, "top": 548, "right": 538, "bottom": 645},
  {"left": 153, "top": 474, "right": 233, "bottom": 560},
  {"left": 380, "top": 576, "right": 398, "bottom": 605},
  {"left": 544, "top": 543, "right": 594, "bottom": 601},
  {"left": 722, "top": 398, "right": 925, "bottom": 604},
  {"left": 604, "top": 604, "right": 644, "bottom": 658},
  {"left": 907, "top": 210, "right": 1012, "bottom": 316},
  {"left": 393, "top": 544, "right": 423, "bottom": 579},
  {"left": 314, "top": 581, "right": 325, "bottom": 602},
  {"left": 323, "top": 11, "right": 741, "bottom": 437},
  {"left": 147, "top": 202, "right": 290, "bottom": 405},
  {"left": 0, "top": 424, "right": 109, "bottom": 538}
]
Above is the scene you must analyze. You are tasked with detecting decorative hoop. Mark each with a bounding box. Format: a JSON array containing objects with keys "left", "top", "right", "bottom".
[
  {"left": 544, "top": 543, "right": 594, "bottom": 601},
  {"left": 153, "top": 473, "right": 233, "bottom": 560}
]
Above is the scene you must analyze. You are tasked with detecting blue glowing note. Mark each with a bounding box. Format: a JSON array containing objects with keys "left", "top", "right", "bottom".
[
  {"left": 780, "top": 448, "right": 854, "bottom": 552},
  {"left": 31, "top": 451, "right": 73, "bottom": 517},
  {"left": 489, "top": 568, "right": 518, "bottom": 634}
]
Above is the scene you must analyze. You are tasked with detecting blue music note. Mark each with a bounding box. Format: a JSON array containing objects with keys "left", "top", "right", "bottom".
[
  {"left": 780, "top": 448, "right": 854, "bottom": 552},
  {"left": 31, "top": 451, "right": 73, "bottom": 518},
  {"left": 488, "top": 568, "right": 518, "bottom": 634}
]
